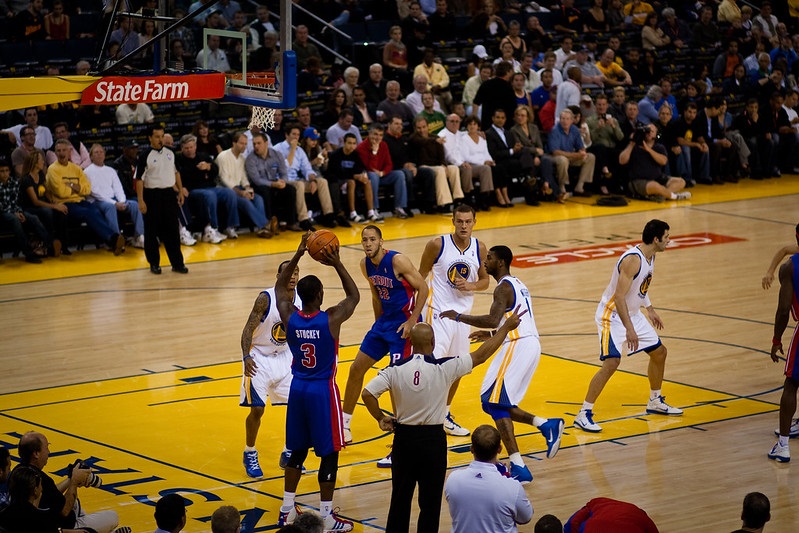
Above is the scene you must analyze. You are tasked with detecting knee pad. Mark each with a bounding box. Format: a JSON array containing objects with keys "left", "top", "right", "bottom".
[
  {"left": 482, "top": 402, "right": 511, "bottom": 421},
  {"left": 318, "top": 452, "right": 339, "bottom": 485},
  {"left": 286, "top": 448, "right": 308, "bottom": 470}
]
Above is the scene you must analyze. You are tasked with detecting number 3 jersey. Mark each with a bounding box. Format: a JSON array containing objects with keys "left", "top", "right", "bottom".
[
  {"left": 287, "top": 309, "right": 339, "bottom": 380},
  {"left": 251, "top": 288, "right": 302, "bottom": 357}
]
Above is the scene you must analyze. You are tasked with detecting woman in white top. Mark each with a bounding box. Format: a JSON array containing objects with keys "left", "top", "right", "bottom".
[
  {"left": 493, "top": 41, "right": 522, "bottom": 73},
  {"left": 459, "top": 116, "right": 496, "bottom": 211}
]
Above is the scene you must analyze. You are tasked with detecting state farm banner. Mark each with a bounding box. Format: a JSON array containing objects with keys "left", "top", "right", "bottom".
[{"left": 81, "top": 73, "right": 226, "bottom": 105}]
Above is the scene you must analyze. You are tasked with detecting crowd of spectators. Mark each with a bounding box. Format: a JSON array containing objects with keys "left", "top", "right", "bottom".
[{"left": 2, "top": 0, "right": 799, "bottom": 262}]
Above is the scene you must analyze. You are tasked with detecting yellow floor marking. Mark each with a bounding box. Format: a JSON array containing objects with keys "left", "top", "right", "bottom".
[{"left": 0, "top": 345, "right": 775, "bottom": 532}]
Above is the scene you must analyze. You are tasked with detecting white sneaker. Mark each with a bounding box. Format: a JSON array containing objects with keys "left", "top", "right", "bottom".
[
  {"left": 343, "top": 427, "right": 353, "bottom": 444},
  {"left": 323, "top": 510, "right": 354, "bottom": 532},
  {"left": 768, "top": 442, "right": 791, "bottom": 463},
  {"left": 774, "top": 418, "right": 799, "bottom": 438},
  {"left": 574, "top": 409, "right": 602, "bottom": 433},
  {"left": 674, "top": 191, "right": 692, "bottom": 200},
  {"left": 443, "top": 413, "right": 470, "bottom": 436},
  {"left": 202, "top": 226, "right": 225, "bottom": 244},
  {"left": 132, "top": 235, "right": 145, "bottom": 249},
  {"left": 224, "top": 227, "right": 238, "bottom": 239},
  {"left": 376, "top": 453, "right": 392, "bottom": 468},
  {"left": 646, "top": 395, "right": 683, "bottom": 415},
  {"left": 349, "top": 213, "right": 366, "bottom": 223},
  {"left": 368, "top": 212, "right": 385, "bottom": 223},
  {"left": 179, "top": 226, "right": 197, "bottom": 246}
]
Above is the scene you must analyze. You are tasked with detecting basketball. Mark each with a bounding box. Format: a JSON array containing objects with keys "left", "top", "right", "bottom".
[{"left": 306, "top": 230, "right": 339, "bottom": 263}]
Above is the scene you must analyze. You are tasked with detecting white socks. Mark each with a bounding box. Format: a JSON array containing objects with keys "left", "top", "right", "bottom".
[
  {"left": 244, "top": 445, "right": 256, "bottom": 452},
  {"left": 650, "top": 390, "right": 661, "bottom": 401},
  {"left": 532, "top": 416, "right": 547, "bottom": 427},
  {"left": 509, "top": 452, "right": 524, "bottom": 467},
  {"left": 320, "top": 500, "right": 333, "bottom": 519},
  {"left": 581, "top": 402, "right": 594, "bottom": 412},
  {"left": 342, "top": 413, "right": 352, "bottom": 429},
  {"left": 281, "top": 491, "right": 295, "bottom": 512}
]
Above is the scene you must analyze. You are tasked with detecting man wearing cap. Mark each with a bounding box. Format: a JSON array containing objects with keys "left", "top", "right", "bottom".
[
  {"left": 274, "top": 124, "right": 336, "bottom": 229},
  {"left": 563, "top": 47, "right": 604, "bottom": 89}
]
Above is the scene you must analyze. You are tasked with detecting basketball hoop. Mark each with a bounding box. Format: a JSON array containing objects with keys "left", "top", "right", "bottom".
[{"left": 250, "top": 105, "right": 277, "bottom": 131}]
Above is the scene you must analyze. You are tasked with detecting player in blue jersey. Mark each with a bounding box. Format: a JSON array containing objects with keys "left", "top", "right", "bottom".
[
  {"left": 341, "top": 225, "right": 428, "bottom": 448},
  {"left": 276, "top": 233, "right": 360, "bottom": 532}
]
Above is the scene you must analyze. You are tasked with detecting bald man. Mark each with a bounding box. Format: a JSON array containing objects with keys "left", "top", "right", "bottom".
[
  {"left": 362, "top": 309, "right": 524, "bottom": 533},
  {"left": 16, "top": 432, "right": 123, "bottom": 533}
]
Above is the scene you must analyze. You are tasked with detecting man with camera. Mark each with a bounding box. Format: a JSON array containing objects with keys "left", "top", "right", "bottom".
[
  {"left": 620, "top": 123, "right": 692, "bottom": 201},
  {"left": 16, "top": 431, "right": 125, "bottom": 533}
]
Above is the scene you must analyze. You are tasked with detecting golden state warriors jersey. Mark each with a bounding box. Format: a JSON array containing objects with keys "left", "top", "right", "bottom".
[
  {"left": 497, "top": 275, "right": 538, "bottom": 340},
  {"left": 251, "top": 287, "right": 302, "bottom": 356},
  {"left": 595, "top": 246, "right": 654, "bottom": 321},
  {"left": 425, "top": 235, "right": 481, "bottom": 316}
]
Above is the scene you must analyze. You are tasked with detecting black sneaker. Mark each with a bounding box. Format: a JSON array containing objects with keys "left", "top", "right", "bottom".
[
  {"left": 336, "top": 215, "right": 352, "bottom": 228},
  {"left": 172, "top": 266, "right": 189, "bottom": 274},
  {"left": 299, "top": 219, "right": 316, "bottom": 231}
]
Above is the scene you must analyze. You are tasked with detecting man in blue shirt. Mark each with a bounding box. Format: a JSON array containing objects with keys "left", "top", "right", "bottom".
[{"left": 548, "top": 109, "right": 595, "bottom": 202}]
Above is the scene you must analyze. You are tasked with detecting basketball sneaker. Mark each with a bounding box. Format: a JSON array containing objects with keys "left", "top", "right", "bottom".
[
  {"left": 278, "top": 451, "right": 307, "bottom": 472},
  {"left": 774, "top": 418, "right": 799, "bottom": 438},
  {"left": 277, "top": 504, "right": 301, "bottom": 527},
  {"left": 646, "top": 395, "right": 683, "bottom": 415},
  {"left": 343, "top": 428, "right": 353, "bottom": 444},
  {"left": 444, "top": 413, "right": 470, "bottom": 436},
  {"left": 539, "top": 418, "right": 565, "bottom": 459},
  {"left": 574, "top": 410, "right": 602, "bottom": 433},
  {"left": 674, "top": 192, "right": 692, "bottom": 200},
  {"left": 324, "top": 510, "right": 354, "bottom": 532},
  {"left": 202, "top": 225, "right": 226, "bottom": 244},
  {"left": 509, "top": 463, "right": 533, "bottom": 485},
  {"left": 243, "top": 450, "right": 263, "bottom": 478},
  {"left": 768, "top": 442, "right": 791, "bottom": 463},
  {"left": 377, "top": 452, "right": 392, "bottom": 468},
  {"left": 179, "top": 225, "right": 196, "bottom": 246}
]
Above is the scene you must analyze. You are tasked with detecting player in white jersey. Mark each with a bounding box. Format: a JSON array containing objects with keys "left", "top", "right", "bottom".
[
  {"left": 240, "top": 260, "right": 302, "bottom": 478},
  {"left": 442, "top": 245, "right": 564, "bottom": 484},
  {"left": 419, "top": 204, "right": 489, "bottom": 436},
  {"left": 574, "top": 219, "right": 683, "bottom": 434}
]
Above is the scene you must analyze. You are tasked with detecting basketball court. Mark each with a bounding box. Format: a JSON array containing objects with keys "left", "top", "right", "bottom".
[{"left": 3, "top": 178, "right": 799, "bottom": 531}]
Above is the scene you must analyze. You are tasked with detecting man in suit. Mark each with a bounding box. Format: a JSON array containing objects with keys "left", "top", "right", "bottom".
[{"left": 485, "top": 109, "right": 534, "bottom": 208}]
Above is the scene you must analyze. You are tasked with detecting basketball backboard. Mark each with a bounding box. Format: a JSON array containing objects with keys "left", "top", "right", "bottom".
[{"left": 201, "top": 0, "right": 296, "bottom": 110}]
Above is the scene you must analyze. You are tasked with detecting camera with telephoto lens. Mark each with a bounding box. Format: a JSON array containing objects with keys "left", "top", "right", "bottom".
[
  {"left": 632, "top": 124, "right": 650, "bottom": 145},
  {"left": 67, "top": 459, "right": 102, "bottom": 488}
]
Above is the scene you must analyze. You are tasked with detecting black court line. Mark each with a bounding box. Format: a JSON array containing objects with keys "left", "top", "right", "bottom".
[
  {"left": 0, "top": 411, "right": 382, "bottom": 532},
  {"left": 688, "top": 205, "right": 799, "bottom": 226}
]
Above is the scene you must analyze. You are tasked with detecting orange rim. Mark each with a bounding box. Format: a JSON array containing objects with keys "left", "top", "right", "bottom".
[{"left": 226, "top": 71, "right": 277, "bottom": 86}]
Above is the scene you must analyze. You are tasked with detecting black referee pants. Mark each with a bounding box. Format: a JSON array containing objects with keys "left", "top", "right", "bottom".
[
  {"left": 143, "top": 187, "right": 184, "bottom": 269},
  {"left": 387, "top": 424, "right": 447, "bottom": 533}
]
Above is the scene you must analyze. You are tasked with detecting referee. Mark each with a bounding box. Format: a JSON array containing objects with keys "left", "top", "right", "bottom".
[{"left": 362, "top": 307, "right": 524, "bottom": 533}]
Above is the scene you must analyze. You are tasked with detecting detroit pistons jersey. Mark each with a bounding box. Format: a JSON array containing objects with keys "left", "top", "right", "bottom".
[
  {"left": 366, "top": 250, "right": 415, "bottom": 323},
  {"left": 497, "top": 275, "right": 539, "bottom": 340},
  {"left": 287, "top": 310, "right": 339, "bottom": 380},
  {"left": 251, "top": 288, "right": 302, "bottom": 356},
  {"left": 425, "top": 235, "right": 482, "bottom": 316},
  {"left": 595, "top": 245, "right": 654, "bottom": 323}
]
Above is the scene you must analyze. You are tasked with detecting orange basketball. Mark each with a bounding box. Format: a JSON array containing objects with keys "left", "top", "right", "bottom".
[{"left": 306, "top": 230, "right": 340, "bottom": 263}]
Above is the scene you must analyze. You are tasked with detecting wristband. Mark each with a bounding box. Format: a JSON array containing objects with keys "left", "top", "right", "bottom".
[
  {"left": 773, "top": 337, "right": 782, "bottom": 346},
  {"left": 244, "top": 354, "right": 254, "bottom": 360},
  {"left": 455, "top": 313, "right": 461, "bottom": 322}
]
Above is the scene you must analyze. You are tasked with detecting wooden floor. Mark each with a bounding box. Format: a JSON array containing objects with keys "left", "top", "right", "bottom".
[{"left": 2, "top": 179, "right": 799, "bottom": 532}]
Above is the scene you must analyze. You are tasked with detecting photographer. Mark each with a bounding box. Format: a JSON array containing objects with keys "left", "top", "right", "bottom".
[
  {"left": 16, "top": 432, "right": 124, "bottom": 533},
  {"left": 620, "top": 124, "right": 692, "bottom": 201}
]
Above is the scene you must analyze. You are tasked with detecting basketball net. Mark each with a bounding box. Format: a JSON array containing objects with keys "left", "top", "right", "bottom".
[{"left": 249, "top": 105, "right": 276, "bottom": 131}]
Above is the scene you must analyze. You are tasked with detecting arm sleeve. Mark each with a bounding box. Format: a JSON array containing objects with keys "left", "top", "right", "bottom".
[
  {"left": 513, "top": 483, "right": 533, "bottom": 525},
  {"left": 298, "top": 150, "right": 314, "bottom": 179},
  {"left": 45, "top": 167, "right": 71, "bottom": 199},
  {"left": 363, "top": 368, "right": 392, "bottom": 398},
  {"left": 112, "top": 171, "right": 126, "bottom": 202}
]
